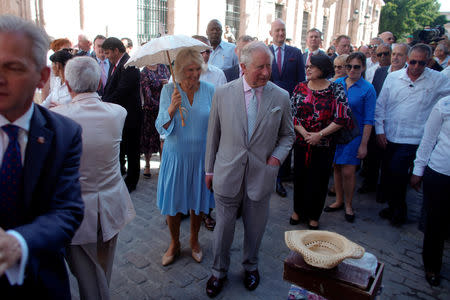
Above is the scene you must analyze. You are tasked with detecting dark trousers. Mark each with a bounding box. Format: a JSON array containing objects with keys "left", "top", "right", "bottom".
[
  {"left": 293, "top": 144, "right": 335, "bottom": 221},
  {"left": 362, "top": 129, "right": 384, "bottom": 189},
  {"left": 121, "top": 126, "right": 141, "bottom": 188},
  {"left": 278, "top": 148, "right": 292, "bottom": 181},
  {"left": 422, "top": 166, "right": 450, "bottom": 274},
  {"left": 383, "top": 142, "right": 418, "bottom": 222}
]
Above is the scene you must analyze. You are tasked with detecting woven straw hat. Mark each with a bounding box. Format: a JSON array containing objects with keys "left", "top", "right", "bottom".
[{"left": 285, "top": 230, "right": 365, "bottom": 269}]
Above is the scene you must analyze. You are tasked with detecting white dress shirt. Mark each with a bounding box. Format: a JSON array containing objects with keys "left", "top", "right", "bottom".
[
  {"left": 272, "top": 44, "right": 286, "bottom": 68},
  {"left": 0, "top": 104, "right": 34, "bottom": 285},
  {"left": 209, "top": 40, "right": 238, "bottom": 70},
  {"left": 366, "top": 61, "right": 379, "bottom": 83},
  {"left": 200, "top": 64, "right": 227, "bottom": 87},
  {"left": 40, "top": 81, "right": 71, "bottom": 108},
  {"left": 413, "top": 96, "right": 450, "bottom": 176},
  {"left": 375, "top": 67, "right": 450, "bottom": 144}
]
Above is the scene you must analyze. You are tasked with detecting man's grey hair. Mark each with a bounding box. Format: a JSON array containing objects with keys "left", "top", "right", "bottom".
[
  {"left": 240, "top": 41, "right": 273, "bottom": 66},
  {"left": 370, "top": 37, "right": 383, "bottom": 44},
  {"left": 237, "top": 35, "right": 255, "bottom": 43},
  {"left": 65, "top": 57, "right": 101, "bottom": 93},
  {"left": 0, "top": 15, "right": 49, "bottom": 70},
  {"left": 307, "top": 28, "right": 322, "bottom": 37},
  {"left": 377, "top": 43, "right": 392, "bottom": 52},
  {"left": 409, "top": 43, "right": 432, "bottom": 59},
  {"left": 392, "top": 43, "right": 410, "bottom": 53}
]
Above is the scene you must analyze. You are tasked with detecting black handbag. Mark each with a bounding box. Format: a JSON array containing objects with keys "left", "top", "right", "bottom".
[{"left": 332, "top": 108, "right": 360, "bottom": 144}]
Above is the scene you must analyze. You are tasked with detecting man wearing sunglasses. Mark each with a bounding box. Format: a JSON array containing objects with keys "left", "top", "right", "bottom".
[
  {"left": 365, "top": 37, "right": 383, "bottom": 82},
  {"left": 375, "top": 43, "right": 450, "bottom": 226}
]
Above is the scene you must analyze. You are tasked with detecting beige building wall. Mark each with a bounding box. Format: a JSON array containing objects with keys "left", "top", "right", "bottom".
[{"left": 3, "top": 0, "right": 384, "bottom": 52}]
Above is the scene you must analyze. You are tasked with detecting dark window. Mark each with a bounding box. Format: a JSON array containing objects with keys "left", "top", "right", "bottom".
[
  {"left": 275, "top": 4, "right": 283, "bottom": 19},
  {"left": 225, "top": 0, "right": 240, "bottom": 40},
  {"left": 137, "top": 0, "right": 168, "bottom": 44},
  {"left": 301, "top": 11, "right": 309, "bottom": 50},
  {"left": 322, "top": 16, "right": 328, "bottom": 44}
]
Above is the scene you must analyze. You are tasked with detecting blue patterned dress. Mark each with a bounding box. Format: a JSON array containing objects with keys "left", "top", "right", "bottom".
[{"left": 155, "top": 81, "right": 215, "bottom": 216}]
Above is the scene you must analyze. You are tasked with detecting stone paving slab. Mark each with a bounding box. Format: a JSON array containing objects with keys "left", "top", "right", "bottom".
[{"left": 69, "top": 156, "right": 450, "bottom": 299}]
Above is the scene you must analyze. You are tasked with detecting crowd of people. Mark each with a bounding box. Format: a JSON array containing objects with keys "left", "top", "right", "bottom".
[{"left": 1, "top": 13, "right": 450, "bottom": 300}]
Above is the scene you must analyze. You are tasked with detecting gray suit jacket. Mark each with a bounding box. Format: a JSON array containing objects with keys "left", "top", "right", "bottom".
[{"left": 205, "top": 77, "right": 295, "bottom": 200}]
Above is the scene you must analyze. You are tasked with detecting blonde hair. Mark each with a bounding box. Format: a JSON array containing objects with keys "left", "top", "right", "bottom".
[
  {"left": 334, "top": 54, "right": 349, "bottom": 66},
  {"left": 173, "top": 48, "right": 206, "bottom": 82}
]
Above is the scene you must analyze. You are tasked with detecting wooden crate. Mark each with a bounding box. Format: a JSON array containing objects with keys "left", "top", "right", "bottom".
[{"left": 283, "top": 251, "right": 384, "bottom": 300}]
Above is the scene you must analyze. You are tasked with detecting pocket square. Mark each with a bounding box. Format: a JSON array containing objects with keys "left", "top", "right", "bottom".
[
  {"left": 270, "top": 106, "right": 281, "bottom": 113},
  {"left": 288, "top": 58, "right": 296, "bottom": 62}
]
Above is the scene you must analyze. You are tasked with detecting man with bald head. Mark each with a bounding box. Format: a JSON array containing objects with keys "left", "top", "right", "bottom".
[
  {"left": 206, "top": 19, "right": 238, "bottom": 70},
  {"left": 379, "top": 31, "right": 395, "bottom": 45},
  {"left": 223, "top": 35, "right": 254, "bottom": 82},
  {"left": 268, "top": 18, "right": 305, "bottom": 197}
]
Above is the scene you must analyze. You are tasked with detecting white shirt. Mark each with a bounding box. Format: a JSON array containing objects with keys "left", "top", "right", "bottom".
[
  {"left": 375, "top": 67, "right": 450, "bottom": 144},
  {"left": 0, "top": 104, "right": 34, "bottom": 285},
  {"left": 40, "top": 81, "right": 71, "bottom": 108},
  {"left": 200, "top": 64, "right": 227, "bottom": 87},
  {"left": 413, "top": 96, "right": 450, "bottom": 176},
  {"left": 272, "top": 43, "right": 286, "bottom": 68},
  {"left": 209, "top": 40, "right": 238, "bottom": 70},
  {"left": 442, "top": 65, "right": 450, "bottom": 80},
  {"left": 366, "top": 61, "right": 379, "bottom": 83}
]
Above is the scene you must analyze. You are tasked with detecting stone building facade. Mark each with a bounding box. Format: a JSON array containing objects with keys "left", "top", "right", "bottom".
[{"left": 1, "top": 0, "right": 384, "bottom": 51}]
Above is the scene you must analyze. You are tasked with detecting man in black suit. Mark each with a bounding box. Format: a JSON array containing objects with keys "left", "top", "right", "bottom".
[
  {"left": 102, "top": 37, "right": 142, "bottom": 192},
  {"left": 329, "top": 35, "right": 352, "bottom": 63},
  {"left": 223, "top": 35, "right": 254, "bottom": 82},
  {"left": 0, "top": 15, "right": 84, "bottom": 299},
  {"left": 268, "top": 18, "right": 306, "bottom": 197},
  {"left": 302, "top": 28, "right": 326, "bottom": 64}
]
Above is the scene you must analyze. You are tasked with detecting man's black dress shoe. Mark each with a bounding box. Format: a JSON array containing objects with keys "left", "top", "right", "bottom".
[
  {"left": 425, "top": 272, "right": 440, "bottom": 287},
  {"left": 244, "top": 270, "right": 260, "bottom": 291},
  {"left": 323, "top": 204, "right": 344, "bottom": 212},
  {"left": 206, "top": 275, "right": 226, "bottom": 298},
  {"left": 345, "top": 213, "right": 355, "bottom": 223},
  {"left": 379, "top": 208, "right": 392, "bottom": 220},
  {"left": 289, "top": 217, "right": 300, "bottom": 225},
  {"left": 276, "top": 181, "right": 287, "bottom": 197}
]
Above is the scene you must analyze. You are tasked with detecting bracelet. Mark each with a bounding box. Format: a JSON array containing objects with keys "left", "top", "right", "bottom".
[{"left": 319, "top": 132, "right": 324, "bottom": 137}]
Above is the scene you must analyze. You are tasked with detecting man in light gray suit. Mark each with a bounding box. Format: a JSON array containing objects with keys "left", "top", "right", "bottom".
[{"left": 204, "top": 41, "right": 295, "bottom": 297}]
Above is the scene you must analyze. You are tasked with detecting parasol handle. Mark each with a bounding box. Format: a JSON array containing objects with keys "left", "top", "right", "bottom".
[{"left": 166, "top": 51, "right": 185, "bottom": 127}]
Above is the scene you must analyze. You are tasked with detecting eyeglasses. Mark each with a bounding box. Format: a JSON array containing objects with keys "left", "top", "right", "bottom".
[
  {"left": 377, "top": 52, "right": 390, "bottom": 57},
  {"left": 409, "top": 60, "right": 427, "bottom": 66},
  {"left": 368, "top": 44, "right": 378, "bottom": 49},
  {"left": 334, "top": 65, "right": 344, "bottom": 70},
  {"left": 327, "top": 53, "right": 334, "bottom": 57},
  {"left": 345, "top": 64, "right": 362, "bottom": 70},
  {"left": 305, "top": 65, "right": 316, "bottom": 70},
  {"left": 201, "top": 50, "right": 211, "bottom": 54}
]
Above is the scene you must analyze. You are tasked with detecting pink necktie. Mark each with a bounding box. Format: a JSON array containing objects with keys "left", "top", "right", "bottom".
[
  {"left": 277, "top": 47, "right": 282, "bottom": 74},
  {"left": 307, "top": 52, "right": 312, "bottom": 65}
]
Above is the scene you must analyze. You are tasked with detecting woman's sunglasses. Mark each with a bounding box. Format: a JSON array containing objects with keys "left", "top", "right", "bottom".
[{"left": 345, "top": 64, "right": 361, "bottom": 70}]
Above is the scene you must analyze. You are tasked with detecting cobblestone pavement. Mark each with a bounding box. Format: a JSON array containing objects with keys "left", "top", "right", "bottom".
[{"left": 70, "top": 156, "right": 450, "bottom": 299}]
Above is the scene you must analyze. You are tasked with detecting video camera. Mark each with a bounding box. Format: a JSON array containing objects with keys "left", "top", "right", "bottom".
[{"left": 412, "top": 25, "right": 445, "bottom": 45}]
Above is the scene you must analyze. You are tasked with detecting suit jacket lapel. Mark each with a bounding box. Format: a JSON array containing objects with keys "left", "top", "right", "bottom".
[
  {"left": 233, "top": 77, "right": 248, "bottom": 139},
  {"left": 23, "top": 107, "right": 54, "bottom": 208},
  {"left": 252, "top": 82, "right": 274, "bottom": 139}
]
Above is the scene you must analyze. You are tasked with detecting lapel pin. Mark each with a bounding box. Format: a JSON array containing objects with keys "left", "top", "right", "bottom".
[{"left": 37, "top": 137, "right": 45, "bottom": 144}]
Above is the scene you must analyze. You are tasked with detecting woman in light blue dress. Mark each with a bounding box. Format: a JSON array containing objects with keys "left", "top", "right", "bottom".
[
  {"left": 155, "top": 49, "right": 215, "bottom": 266},
  {"left": 324, "top": 52, "right": 376, "bottom": 223}
]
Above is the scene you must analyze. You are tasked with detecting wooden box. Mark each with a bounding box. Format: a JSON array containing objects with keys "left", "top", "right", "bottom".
[{"left": 283, "top": 251, "right": 384, "bottom": 300}]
